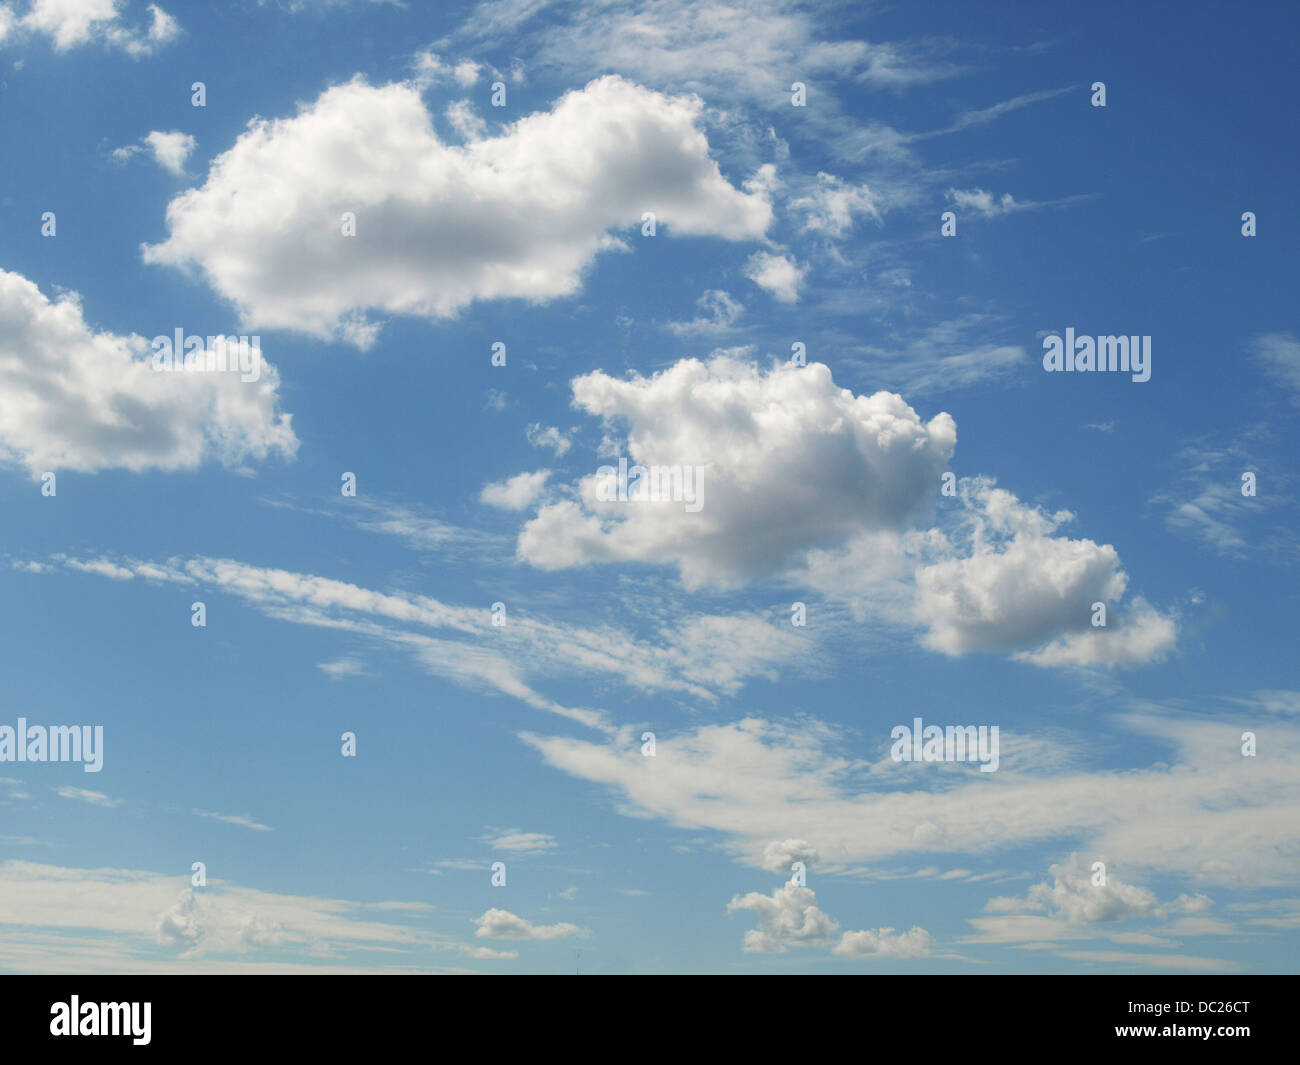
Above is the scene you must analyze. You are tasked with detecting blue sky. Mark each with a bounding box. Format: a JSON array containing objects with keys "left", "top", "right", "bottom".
[{"left": 0, "top": 0, "right": 1297, "bottom": 973}]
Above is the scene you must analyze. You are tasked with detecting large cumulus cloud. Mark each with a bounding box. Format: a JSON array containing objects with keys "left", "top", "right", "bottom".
[
  {"left": 0, "top": 267, "right": 296, "bottom": 476},
  {"left": 518, "top": 354, "right": 957, "bottom": 588},
  {"left": 143, "top": 75, "right": 772, "bottom": 346}
]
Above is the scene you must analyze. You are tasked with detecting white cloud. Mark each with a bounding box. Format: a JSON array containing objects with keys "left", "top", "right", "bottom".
[
  {"left": 525, "top": 423, "right": 571, "bottom": 456},
  {"left": 521, "top": 708, "right": 1300, "bottom": 890},
  {"left": 1152, "top": 440, "right": 1290, "bottom": 560},
  {"left": 410, "top": 50, "right": 481, "bottom": 90},
  {"left": 55, "top": 786, "right": 123, "bottom": 808},
  {"left": 483, "top": 830, "right": 556, "bottom": 853},
  {"left": 968, "top": 855, "right": 1223, "bottom": 965},
  {"left": 760, "top": 838, "right": 819, "bottom": 873},
  {"left": 743, "top": 250, "right": 804, "bottom": 303},
  {"left": 790, "top": 172, "right": 878, "bottom": 237},
  {"left": 1252, "top": 332, "right": 1300, "bottom": 405},
  {"left": 947, "top": 187, "right": 1023, "bottom": 218},
  {"left": 333, "top": 499, "right": 502, "bottom": 555},
  {"left": 114, "top": 130, "right": 194, "bottom": 174},
  {"left": 22, "top": 0, "right": 121, "bottom": 48},
  {"left": 451, "top": 0, "right": 961, "bottom": 102},
  {"left": 849, "top": 317, "right": 1030, "bottom": 395},
  {"left": 987, "top": 855, "right": 1162, "bottom": 923},
  {"left": 0, "top": 267, "right": 297, "bottom": 477},
  {"left": 143, "top": 129, "right": 195, "bottom": 173},
  {"left": 444, "top": 98, "right": 486, "bottom": 140},
  {"left": 64, "top": 558, "right": 134, "bottom": 580},
  {"left": 481, "top": 470, "right": 550, "bottom": 510},
  {"left": 144, "top": 75, "right": 771, "bottom": 347},
  {"left": 452, "top": 59, "right": 480, "bottom": 86},
  {"left": 1015, "top": 598, "right": 1177, "bottom": 668},
  {"left": 194, "top": 810, "right": 273, "bottom": 832},
  {"left": 665, "top": 289, "right": 743, "bottom": 335},
  {"left": 0, "top": 860, "right": 429, "bottom": 964},
  {"left": 14, "top": 0, "right": 178, "bottom": 56},
  {"left": 728, "top": 883, "right": 838, "bottom": 952},
  {"left": 913, "top": 479, "right": 1176, "bottom": 667},
  {"left": 517, "top": 354, "right": 956, "bottom": 589},
  {"left": 36, "top": 552, "right": 808, "bottom": 729},
  {"left": 945, "top": 186, "right": 1092, "bottom": 221},
  {"left": 727, "top": 882, "right": 933, "bottom": 958},
  {"left": 831, "top": 925, "right": 934, "bottom": 958},
  {"left": 473, "top": 908, "right": 581, "bottom": 940},
  {"left": 317, "top": 656, "right": 366, "bottom": 679},
  {"left": 1229, "top": 690, "right": 1300, "bottom": 715},
  {"left": 457, "top": 943, "right": 517, "bottom": 959}
]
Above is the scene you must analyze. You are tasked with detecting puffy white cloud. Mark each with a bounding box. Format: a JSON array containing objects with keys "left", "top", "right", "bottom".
[
  {"left": 14, "top": 0, "right": 178, "bottom": 56},
  {"left": 473, "top": 908, "right": 581, "bottom": 940},
  {"left": 452, "top": 59, "right": 480, "bottom": 87},
  {"left": 480, "top": 470, "right": 550, "bottom": 510},
  {"left": 727, "top": 882, "right": 933, "bottom": 958},
  {"left": 156, "top": 890, "right": 285, "bottom": 954},
  {"left": 760, "top": 838, "right": 820, "bottom": 873},
  {"left": 0, "top": 267, "right": 297, "bottom": 476},
  {"left": 947, "top": 187, "right": 1023, "bottom": 218},
  {"left": 832, "top": 925, "right": 933, "bottom": 958},
  {"left": 728, "top": 884, "right": 838, "bottom": 953},
  {"left": 973, "top": 856, "right": 1221, "bottom": 960},
  {"left": 517, "top": 354, "right": 956, "bottom": 588},
  {"left": 22, "top": 0, "right": 122, "bottom": 48},
  {"left": 143, "top": 75, "right": 771, "bottom": 347},
  {"left": 143, "top": 129, "right": 194, "bottom": 173},
  {"left": 410, "top": 50, "right": 481, "bottom": 90},
  {"left": 1015, "top": 598, "right": 1177, "bottom": 668},
  {"left": 996, "top": 856, "right": 1162, "bottom": 923},
  {"left": 507, "top": 361, "right": 1154, "bottom": 666},
  {"left": 113, "top": 129, "right": 195, "bottom": 174},
  {"left": 913, "top": 480, "right": 1176, "bottom": 667},
  {"left": 744, "top": 250, "right": 804, "bottom": 303}
]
